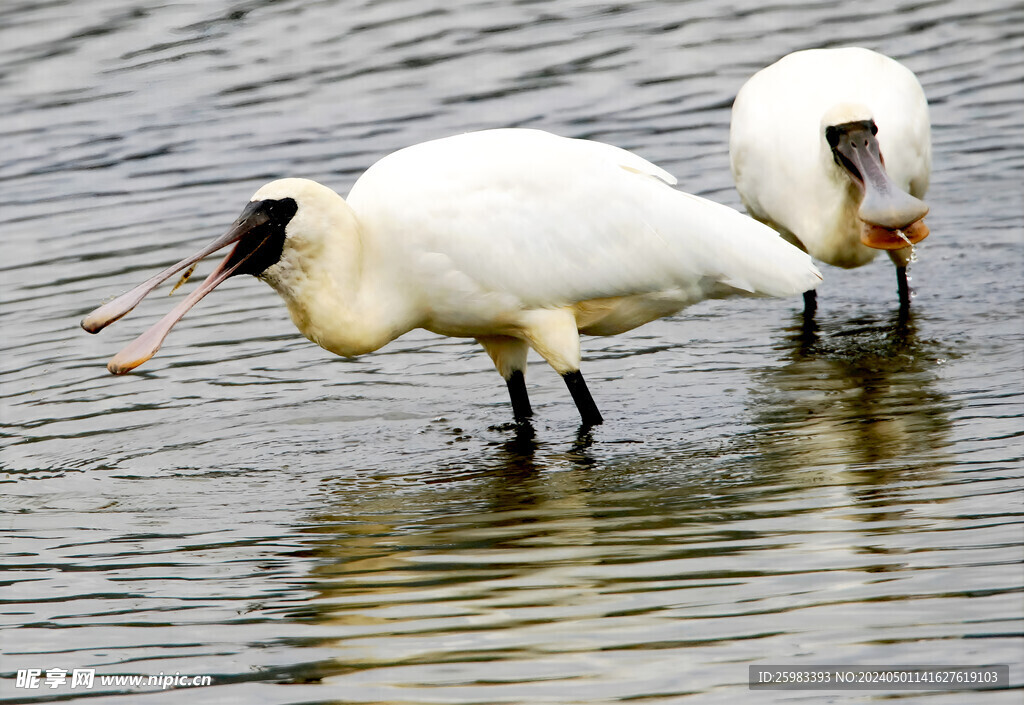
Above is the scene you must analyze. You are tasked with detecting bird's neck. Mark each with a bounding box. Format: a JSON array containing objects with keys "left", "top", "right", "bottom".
[
  {"left": 259, "top": 205, "right": 417, "bottom": 358},
  {"left": 799, "top": 147, "right": 879, "bottom": 268}
]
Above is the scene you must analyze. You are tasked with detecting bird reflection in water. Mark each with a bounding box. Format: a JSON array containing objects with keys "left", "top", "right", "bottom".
[
  {"left": 747, "top": 307, "right": 955, "bottom": 490},
  {"left": 435, "top": 419, "right": 598, "bottom": 488},
  {"left": 288, "top": 424, "right": 610, "bottom": 670}
]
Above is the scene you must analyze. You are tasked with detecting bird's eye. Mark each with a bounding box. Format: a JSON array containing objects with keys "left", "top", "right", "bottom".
[
  {"left": 869, "top": 121, "right": 878, "bottom": 135},
  {"left": 267, "top": 197, "right": 298, "bottom": 227},
  {"left": 825, "top": 125, "right": 840, "bottom": 149}
]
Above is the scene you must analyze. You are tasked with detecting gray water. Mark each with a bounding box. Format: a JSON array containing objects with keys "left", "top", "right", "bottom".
[{"left": 2, "top": 1, "right": 1022, "bottom": 703}]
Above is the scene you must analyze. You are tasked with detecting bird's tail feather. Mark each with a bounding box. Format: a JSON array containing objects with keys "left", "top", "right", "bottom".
[{"left": 660, "top": 190, "right": 822, "bottom": 298}]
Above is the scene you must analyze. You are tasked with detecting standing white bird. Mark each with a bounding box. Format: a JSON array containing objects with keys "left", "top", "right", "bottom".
[
  {"left": 730, "top": 47, "right": 931, "bottom": 313},
  {"left": 82, "top": 129, "right": 821, "bottom": 426}
]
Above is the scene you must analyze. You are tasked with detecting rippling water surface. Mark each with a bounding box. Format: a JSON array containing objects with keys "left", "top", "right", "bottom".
[{"left": 2, "top": 1, "right": 1022, "bottom": 703}]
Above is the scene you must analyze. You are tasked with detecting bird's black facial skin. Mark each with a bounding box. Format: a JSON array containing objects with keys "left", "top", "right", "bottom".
[
  {"left": 225, "top": 197, "right": 298, "bottom": 276},
  {"left": 825, "top": 119, "right": 879, "bottom": 182}
]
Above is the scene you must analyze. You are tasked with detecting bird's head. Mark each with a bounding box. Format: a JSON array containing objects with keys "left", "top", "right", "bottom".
[
  {"left": 821, "top": 103, "right": 929, "bottom": 250},
  {"left": 80, "top": 178, "right": 343, "bottom": 374}
]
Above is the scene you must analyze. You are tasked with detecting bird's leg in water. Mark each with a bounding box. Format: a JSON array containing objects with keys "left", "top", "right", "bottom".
[
  {"left": 889, "top": 240, "right": 915, "bottom": 311},
  {"left": 479, "top": 336, "right": 533, "bottom": 423},
  {"left": 896, "top": 266, "right": 910, "bottom": 309},
  {"left": 563, "top": 370, "right": 603, "bottom": 426},
  {"left": 802, "top": 289, "right": 817, "bottom": 318},
  {"left": 505, "top": 370, "right": 533, "bottom": 423}
]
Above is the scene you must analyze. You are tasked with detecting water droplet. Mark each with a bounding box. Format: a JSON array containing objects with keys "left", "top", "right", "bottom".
[{"left": 895, "top": 229, "right": 918, "bottom": 263}]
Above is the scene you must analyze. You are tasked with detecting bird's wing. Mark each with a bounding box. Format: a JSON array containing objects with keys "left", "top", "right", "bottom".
[{"left": 349, "top": 129, "right": 820, "bottom": 308}]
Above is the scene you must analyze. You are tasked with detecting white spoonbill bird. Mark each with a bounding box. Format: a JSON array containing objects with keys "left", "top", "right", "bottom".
[
  {"left": 82, "top": 128, "right": 821, "bottom": 427},
  {"left": 730, "top": 47, "right": 931, "bottom": 312}
]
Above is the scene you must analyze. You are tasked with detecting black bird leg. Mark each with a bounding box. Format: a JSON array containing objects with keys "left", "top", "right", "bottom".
[
  {"left": 802, "top": 289, "right": 818, "bottom": 317},
  {"left": 896, "top": 265, "right": 910, "bottom": 309},
  {"left": 562, "top": 370, "right": 603, "bottom": 427},
  {"left": 505, "top": 369, "right": 533, "bottom": 423}
]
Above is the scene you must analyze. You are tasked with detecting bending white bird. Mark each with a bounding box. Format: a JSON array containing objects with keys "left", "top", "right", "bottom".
[
  {"left": 82, "top": 129, "right": 821, "bottom": 426},
  {"left": 730, "top": 47, "right": 931, "bottom": 312}
]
